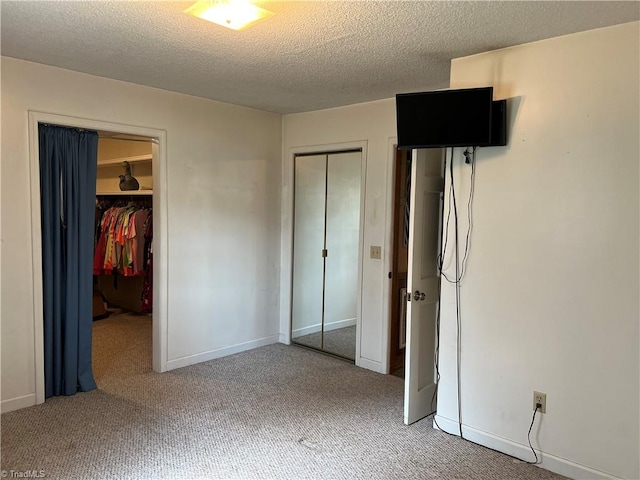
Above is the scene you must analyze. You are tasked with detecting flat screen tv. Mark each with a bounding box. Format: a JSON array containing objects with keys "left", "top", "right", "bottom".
[{"left": 396, "top": 87, "right": 495, "bottom": 149}]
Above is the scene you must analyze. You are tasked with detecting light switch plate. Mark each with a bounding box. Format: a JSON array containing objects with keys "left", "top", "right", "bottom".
[{"left": 370, "top": 246, "right": 382, "bottom": 259}]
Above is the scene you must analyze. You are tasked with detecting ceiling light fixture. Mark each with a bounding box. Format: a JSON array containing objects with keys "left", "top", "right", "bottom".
[{"left": 184, "top": 0, "right": 274, "bottom": 31}]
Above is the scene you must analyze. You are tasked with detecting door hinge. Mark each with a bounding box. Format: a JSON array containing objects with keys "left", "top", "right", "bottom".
[{"left": 322, "top": 249, "right": 328, "bottom": 258}]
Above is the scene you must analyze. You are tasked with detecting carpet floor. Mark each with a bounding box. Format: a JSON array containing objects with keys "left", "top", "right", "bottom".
[
  {"left": 1, "top": 315, "right": 566, "bottom": 480},
  {"left": 92, "top": 312, "right": 153, "bottom": 384}
]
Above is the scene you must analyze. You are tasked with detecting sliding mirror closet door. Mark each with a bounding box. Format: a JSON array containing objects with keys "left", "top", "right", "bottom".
[
  {"left": 323, "top": 152, "right": 361, "bottom": 359},
  {"left": 292, "top": 155, "right": 326, "bottom": 351},
  {"left": 291, "top": 151, "right": 362, "bottom": 361}
]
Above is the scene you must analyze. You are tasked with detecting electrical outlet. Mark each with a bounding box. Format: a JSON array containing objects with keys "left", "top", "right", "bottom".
[
  {"left": 533, "top": 391, "right": 547, "bottom": 414},
  {"left": 370, "top": 246, "right": 382, "bottom": 259}
]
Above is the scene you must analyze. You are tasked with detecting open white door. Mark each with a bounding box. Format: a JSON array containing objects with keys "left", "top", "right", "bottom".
[{"left": 404, "top": 148, "right": 444, "bottom": 425}]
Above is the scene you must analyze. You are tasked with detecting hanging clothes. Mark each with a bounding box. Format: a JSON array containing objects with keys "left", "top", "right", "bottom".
[
  {"left": 140, "top": 213, "right": 153, "bottom": 312},
  {"left": 93, "top": 203, "right": 152, "bottom": 277},
  {"left": 93, "top": 199, "right": 153, "bottom": 313}
]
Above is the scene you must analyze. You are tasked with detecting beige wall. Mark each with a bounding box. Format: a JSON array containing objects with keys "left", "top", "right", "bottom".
[
  {"left": 436, "top": 22, "right": 639, "bottom": 479},
  {"left": 98, "top": 138, "right": 151, "bottom": 162},
  {"left": 1, "top": 57, "right": 282, "bottom": 410}
]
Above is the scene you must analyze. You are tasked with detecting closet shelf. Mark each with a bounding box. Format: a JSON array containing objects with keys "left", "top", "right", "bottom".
[
  {"left": 96, "top": 190, "right": 153, "bottom": 196},
  {"left": 97, "top": 154, "right": 152, "bottom": 167}
]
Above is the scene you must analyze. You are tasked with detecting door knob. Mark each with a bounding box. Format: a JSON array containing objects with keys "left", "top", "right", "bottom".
[{"left": 413, "top": 290, "right": 426, "bottom": 301}]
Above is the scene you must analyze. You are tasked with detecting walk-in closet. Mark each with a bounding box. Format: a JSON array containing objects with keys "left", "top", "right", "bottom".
[{"left": 91, "top": 132, "right": 154, "bottom": 383}]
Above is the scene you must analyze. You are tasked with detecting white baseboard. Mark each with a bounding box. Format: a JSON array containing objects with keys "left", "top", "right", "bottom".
[
  {"left": 166, "top": 334, "right": 280, "bottom": 371},
  {"left": 292, "top": 324, "right": 318, "bottom": 337},
  {"left": 1, "top": 393, "right": 37, "bottom": 413},
  {"left": 432, "top": 415, "right": 624, "bottom": 480},
  {"left": 278, "top": 333, "right": 290, "bottom": 345},
  {"left": 325, "top": 317, "right": 356, "bottom": 332},
  {"left": 356, "top": 356, "right": 385, "bottom": 374},
  {"left": 291, "top": 317, "right": 356, "bottom": 338}
]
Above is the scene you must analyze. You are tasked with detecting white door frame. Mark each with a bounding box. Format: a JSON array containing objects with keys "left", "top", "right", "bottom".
[
  {"left": 279, "top": 141, "right": 367, "bottom": 365},
  {"left": 380, "top": 137, "right": 399, "bottom": 374},
  {"left": 28, "top": 111, "right": 169, "bottom": 404}
]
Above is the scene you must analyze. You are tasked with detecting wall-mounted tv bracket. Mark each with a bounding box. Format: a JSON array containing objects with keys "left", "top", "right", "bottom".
[{"left": 463, "top": 147, "right": 476, "bottom": 164}]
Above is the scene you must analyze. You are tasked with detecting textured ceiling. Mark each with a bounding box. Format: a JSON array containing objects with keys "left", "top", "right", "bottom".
[{"left": 1, "top": 1, "right": 638, "bottom": 114}]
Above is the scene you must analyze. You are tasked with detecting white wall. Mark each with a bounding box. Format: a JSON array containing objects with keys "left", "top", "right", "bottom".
[
  {"left": 435, "top": 23, "right": 639, "bottom": 480},
  {"left": 282, "top": 101, "right": 397, "bottom": 373},
  {"left": 1, "top": 57, "right": 282, "bottom": 409}
]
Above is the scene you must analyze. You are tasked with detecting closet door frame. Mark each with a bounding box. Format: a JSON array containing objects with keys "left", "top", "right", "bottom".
[
  {"left": 27, "top": 111, "right": 169, "bottom": 405},
  {"left": 283, "top": 141, "right": 367, "bottom": 365}
]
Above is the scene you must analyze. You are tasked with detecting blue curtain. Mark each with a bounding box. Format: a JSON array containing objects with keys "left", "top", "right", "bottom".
[{"left": 39, "top": 124, "right": 98, "bottom": 397}]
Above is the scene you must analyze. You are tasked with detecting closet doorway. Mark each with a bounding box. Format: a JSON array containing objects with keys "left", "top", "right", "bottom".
[
  {"left": 28, "top": 111, "right": 167, "bottom": 405},
  {"left": 92, "top": 131, "right": 154, "bottom": 385},
  {"left": 290, "top": 150, "right": 363, "bottom": 361}
]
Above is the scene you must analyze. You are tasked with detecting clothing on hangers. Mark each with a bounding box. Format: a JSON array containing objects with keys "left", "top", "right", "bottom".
[{"left": 93, "top": 201, "right": 152, "bottom": 278}]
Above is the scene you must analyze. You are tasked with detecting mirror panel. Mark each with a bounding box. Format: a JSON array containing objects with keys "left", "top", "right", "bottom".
[
  {"left": 291, "top": 150, "right": 362, "bottom": 360},
  {"left": 323, "top": 151, "right": 361, "bottom": 360},
  {"left": 291, "top": 155, "right": 326, "bottom": 351}
]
